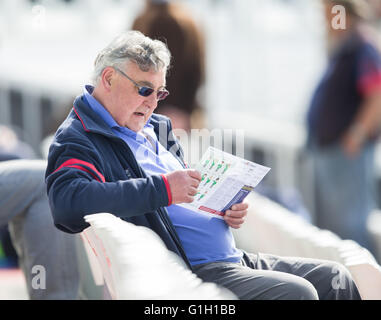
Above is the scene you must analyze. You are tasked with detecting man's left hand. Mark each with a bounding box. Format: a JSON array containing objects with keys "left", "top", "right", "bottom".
[{"left": 223, "top": 202, "right": 248, "bottom": 229}]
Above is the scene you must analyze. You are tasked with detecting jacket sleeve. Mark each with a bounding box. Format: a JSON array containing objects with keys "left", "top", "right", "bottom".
[{"left": 45, "top": 133, "right": 170, "bottom": 234}]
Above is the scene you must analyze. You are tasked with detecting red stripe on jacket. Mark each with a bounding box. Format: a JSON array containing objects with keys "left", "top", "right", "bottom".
[
  {"left": 54, "top": 159, "right": 105, "bottom": 183},
  {"left": 358, "top": 72, "right": 381, "bottom": 96},
  {"left": 73, "top": 106, "right": 90, "bottom": 132},
  {"left": 161, "top": 174, "right": 172, "bottom": 206}
]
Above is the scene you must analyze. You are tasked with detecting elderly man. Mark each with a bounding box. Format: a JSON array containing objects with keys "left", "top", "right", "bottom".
[{"left": 46, "top": 31, "right": 360, "bottom": 300}]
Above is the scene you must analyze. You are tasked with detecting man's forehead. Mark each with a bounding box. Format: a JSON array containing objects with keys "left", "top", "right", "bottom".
[{"left": 126, "top": 63, "right": 166, "bottom": 87}]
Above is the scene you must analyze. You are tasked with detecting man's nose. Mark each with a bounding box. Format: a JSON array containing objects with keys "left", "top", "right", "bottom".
[{"left": 147, "top": 92, "right": 158, "bottom": 109}]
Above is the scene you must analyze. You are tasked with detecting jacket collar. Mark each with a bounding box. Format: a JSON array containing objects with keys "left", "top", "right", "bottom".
[{"left": 73, "top": 95, "right": 115, "bottom": 137}]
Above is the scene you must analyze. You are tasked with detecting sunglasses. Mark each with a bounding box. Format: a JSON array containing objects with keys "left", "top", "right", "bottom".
[{"left": 114, "top": 67, "right": 169, "bottom": 101}]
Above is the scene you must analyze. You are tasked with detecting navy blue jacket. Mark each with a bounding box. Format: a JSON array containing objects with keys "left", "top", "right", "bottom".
[{"left": 45, "top": 95, "right": 192, "bottom": 268}]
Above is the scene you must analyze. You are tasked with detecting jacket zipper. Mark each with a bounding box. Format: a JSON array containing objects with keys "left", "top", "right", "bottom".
[{"left": 115, "top": 137, "right": 193, "bottom": 270}]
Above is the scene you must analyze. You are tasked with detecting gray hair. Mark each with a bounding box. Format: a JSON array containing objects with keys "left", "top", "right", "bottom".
[{"left": 92, "top": 30, "right": 171, "bottom": 85}]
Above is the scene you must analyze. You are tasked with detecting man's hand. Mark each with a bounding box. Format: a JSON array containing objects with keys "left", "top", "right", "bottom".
[
  {"left": 164, "top": 169, "right": 201, "bottom": 204},
  {"left": 341, "top": 124, "right": 366, "bottom": 157},
  {"left": 223, "top": 202, "right": 249, "bottom": 229}
]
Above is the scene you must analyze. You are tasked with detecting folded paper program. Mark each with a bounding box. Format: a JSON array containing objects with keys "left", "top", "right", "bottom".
[{"left": 180, "top": 147, "right": 270, "bottom": 218}]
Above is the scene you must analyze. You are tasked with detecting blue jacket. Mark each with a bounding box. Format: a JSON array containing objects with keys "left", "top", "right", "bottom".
[{"left": 45, "top": 94, "right": 192, "bottom": 268}]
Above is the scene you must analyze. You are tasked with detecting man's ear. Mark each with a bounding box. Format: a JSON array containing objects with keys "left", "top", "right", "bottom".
[{"left": 101, "top": 67, "right": 114, "bottom": 91}]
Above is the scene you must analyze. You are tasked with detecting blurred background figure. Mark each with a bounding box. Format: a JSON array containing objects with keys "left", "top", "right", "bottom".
[
  {"left": 366, "top": 0, "right": 381, "bottom": 23},
  {"left": 306, "top": 0, "right": 381, "bottom": 252},
  {"left": 131, "top": 0, "right": 206, "bottom": 131},
  {"left": 0, "top": 125, "right": 80, "bottom": 299},
  {"left": 0, "top": 125, "right": 36, "bottom": 269}
]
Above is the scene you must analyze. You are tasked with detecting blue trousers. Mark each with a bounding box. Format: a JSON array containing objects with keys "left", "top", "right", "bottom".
[{"left": 310, "top": 142, "right": 376, "bottom": 252}]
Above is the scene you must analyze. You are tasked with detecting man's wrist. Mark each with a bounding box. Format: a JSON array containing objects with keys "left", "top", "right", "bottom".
[{"left": 161, "top": 174, "right": 172, "bottom": 206}]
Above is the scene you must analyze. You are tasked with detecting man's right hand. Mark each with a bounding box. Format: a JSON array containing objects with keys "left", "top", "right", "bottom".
[{"left": 164, "top": 169, "right": 201, "bottom": 204}]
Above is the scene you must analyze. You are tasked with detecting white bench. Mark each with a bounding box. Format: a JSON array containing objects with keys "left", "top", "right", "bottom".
[
  {"left": 367, "top": 210, "right": 381, "bottom": 265},
  {"left": 81, "top": 213, "right": 236, "bottom": 300}
]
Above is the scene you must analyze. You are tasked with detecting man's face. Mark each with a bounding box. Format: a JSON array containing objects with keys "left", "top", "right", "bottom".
[{"left": 108, "top": 61, "right": 166, "bottom": 132}]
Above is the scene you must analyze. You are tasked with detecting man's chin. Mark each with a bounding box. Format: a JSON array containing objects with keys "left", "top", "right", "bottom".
[{"left": 126, "top": 118, "right": 147, "bottom": 132}]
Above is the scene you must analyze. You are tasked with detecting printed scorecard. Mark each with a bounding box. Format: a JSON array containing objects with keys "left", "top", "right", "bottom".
[{"left": 179, "top": 147, "right": 271, "bottom": 219}]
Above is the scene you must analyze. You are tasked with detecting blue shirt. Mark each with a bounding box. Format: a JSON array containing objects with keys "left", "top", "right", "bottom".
[{"left": 83, "top": 85, "right": 242, "bottom": 266}]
